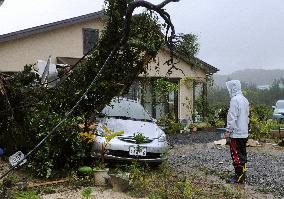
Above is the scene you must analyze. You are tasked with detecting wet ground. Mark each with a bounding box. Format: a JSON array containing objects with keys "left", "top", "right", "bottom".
[{"left": 168, "top": 131, "right": 284, "bottom": 198}]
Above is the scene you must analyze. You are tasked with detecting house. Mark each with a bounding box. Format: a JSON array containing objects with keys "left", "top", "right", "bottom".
[{"left": 0, "top": 10, "right": 218, "bottom": 125}]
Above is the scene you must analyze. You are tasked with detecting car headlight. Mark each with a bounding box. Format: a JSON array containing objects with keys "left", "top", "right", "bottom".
[{"left": 158, "top": 134, "right": 166, "bottom": 142}]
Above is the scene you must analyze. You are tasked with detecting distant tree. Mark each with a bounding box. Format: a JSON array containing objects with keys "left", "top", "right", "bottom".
[
  {"left": 209, "top": 78, "right": 284, "bottom": 107},
  {"left": 174, "top": 33, "right": 199, "bottom": 59}
]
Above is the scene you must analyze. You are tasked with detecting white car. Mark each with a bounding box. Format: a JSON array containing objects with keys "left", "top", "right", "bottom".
[
  {"left": 272, "top": 100, "right": 284, "bottom": 121},
  {"left": 92, "top": 98, "right": 168, "bottom": 162}
]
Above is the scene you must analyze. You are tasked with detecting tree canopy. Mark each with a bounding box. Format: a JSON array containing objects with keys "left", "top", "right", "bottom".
[{"left": 0, "top": 0, "right": 189, "bottom": 178}]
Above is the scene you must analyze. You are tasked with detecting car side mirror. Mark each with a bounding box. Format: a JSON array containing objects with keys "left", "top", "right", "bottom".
[{"left": 272, "top": 106, "right": 276, "bottom": 109}]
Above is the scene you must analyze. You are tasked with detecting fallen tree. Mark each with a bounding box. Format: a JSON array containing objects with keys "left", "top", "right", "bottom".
[{"left": 0, "top": 0, "right": 185, "bottom": 178}]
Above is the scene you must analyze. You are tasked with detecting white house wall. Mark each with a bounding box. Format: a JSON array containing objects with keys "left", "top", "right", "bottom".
[
  {"left": 0, "top": 20, "right": 105, "bottom": 71},
  {"left": 146, "top": 49, "right": 206, "bottom": 123}
]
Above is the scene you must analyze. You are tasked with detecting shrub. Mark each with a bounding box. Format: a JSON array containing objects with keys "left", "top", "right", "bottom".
[
  {"left": 203, "top": 104, "right": 228, "bottom": 127},
  {"left": 157, "top": 115, "right": 184, "bottom": 134},
  {"left": 27, "top": 117, "right": 92, "bottom": 178},
  {"left": 249, "top": 104, "right": 276, "bottom": 140}
]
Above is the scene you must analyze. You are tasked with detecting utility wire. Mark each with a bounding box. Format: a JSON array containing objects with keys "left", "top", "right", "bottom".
[
  {"left": 0, "top": 0, "right": 178, "bottom": 180},
  {"left": 0, "top": 35, "right": 125, "bottom": 181},
  {"left": 3, "top": 40, "right": 100, "bottom": 86},
  {"left": 0, "top": 38, "right": 102, "bottom": 116}
]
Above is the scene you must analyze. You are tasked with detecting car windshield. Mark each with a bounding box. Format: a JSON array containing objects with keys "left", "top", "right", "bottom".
[
  {"left": 276, "top": 101, "right": 284, "bottom": 109},
  {"left": 102, "top": 99, "right": 152, "bottom": 122}
]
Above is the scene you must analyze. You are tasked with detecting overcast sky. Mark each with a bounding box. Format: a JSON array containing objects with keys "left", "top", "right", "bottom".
[{"left": 1, "top": 0, "right": 284, "bottom": 74}]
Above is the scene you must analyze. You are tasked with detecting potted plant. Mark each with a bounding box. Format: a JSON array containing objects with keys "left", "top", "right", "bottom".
[
  {"left": 190, "top": 123, "right": 197, "bottom": 132},
  {"left": 93, "top": 126, "right": 124, "bottom": 186},
  {"left": 106, "top": 133, "right": 145, "bottom": 191},
  {"left": 270, "top": 125, "right": 280, "bottom": 138},
  {"left": 79, "top": 124, "right": 124, "bottom": 186}
]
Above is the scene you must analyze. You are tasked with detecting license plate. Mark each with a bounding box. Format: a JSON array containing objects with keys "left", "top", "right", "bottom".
[
  {"left": 9, "top": 151, "right": 27, "bottom": 167},
  {"left": 129, "top": 146, "right": 147, "bottom": 156}
]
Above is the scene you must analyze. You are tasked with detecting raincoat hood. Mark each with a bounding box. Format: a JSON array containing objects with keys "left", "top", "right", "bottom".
[{"left": 226, "top": 80, "right": 242, "bottom": 98}]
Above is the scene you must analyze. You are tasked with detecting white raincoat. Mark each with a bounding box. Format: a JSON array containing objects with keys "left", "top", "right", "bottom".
[{"left": 226, "top": 80, "right": 249, "bottom": 138}]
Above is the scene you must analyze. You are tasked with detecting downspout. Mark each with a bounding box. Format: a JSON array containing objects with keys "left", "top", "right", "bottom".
[{"left": 192, "top": 79, "right": 196, "bottom": 123}]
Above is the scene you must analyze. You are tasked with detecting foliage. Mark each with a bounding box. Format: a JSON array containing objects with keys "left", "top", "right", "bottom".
[
  {"left": 153, "top": 78, "right": 179, "bottom": 97},
  {"left": 252, "top": 104, "right": 273, "bottom": 121},
  {"left": 129, "top": 162, "right": 243, "bottom": 199},
  {"left": 0, "top": 0, "right": 200, "bottom": 179},
  {"left": 208, "top": 79, "right": 284, "bottom": 106},
  {"left": 26, "top": 116, "right": 92, "bottom": 178},
  {"left": 68, "top": 171, "right": 95, "bottom": 188},
  {"left": 157, "top": 114, "right": 184, "bottom": 134},
  {"left": 129, "top": 161, "right": 148, "bottom": 196},
  {"left": 101, "top": 126, "right": 124, "bottom": 142},
  {"left": 200, "top": 103, "right": 228, "bottom": 127},
  {"left": 133, "top": 132, "right": 147, "bottom": 144},
  {"left": 206, "top": 94, "right": 278, "bottom": 139},
  {"left": 195, "top": 122, "right": 211, "bottom": 129},
  {"left": 78, "top": 166, "right": 93, "bottom": 175},
  {"left": 79, "top": 131, "right": 96, "bottom": 143},
  {"left": 189, "top": 123, "right": 197, "bottom": 129},
  {"left": 181, "top": 75, "right": 194, "bottom": 89},
  {"left": 207, "top": 81, "right": 284, "bottom": 139},
  {"left": 249, "top": 105, "right": 276, "bottom": 140},
  {"left": 174, "top": 33, "right": 199, "bottom": 60},
  {"left": 95, "top": 126, "right": 124, "bottom": 169},
  {"left": 215, "top": 119, "right": 225, "bottom": 127},
  {"left": 0, "top": 0, "right": 166, "bottom": 178},
  {"left": 81, "top": 187, "right": 93, "bottom": 199},
  {"left": 0, "top": 176, "right": 17, "bottom": 199},
  {"left": 167, "top": 122, "right": 184, "bottom": 134},
  {"left": 15, "top": 191, "right": 40, "bottom": 199}
]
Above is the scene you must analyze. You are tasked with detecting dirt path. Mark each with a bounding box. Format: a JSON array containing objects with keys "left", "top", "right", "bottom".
[
  {"left": 41, "top": 187, "right": 145, "bottom": 199},
  {"left": 0, "top": 159, "right": 143, "bottom": 199}
]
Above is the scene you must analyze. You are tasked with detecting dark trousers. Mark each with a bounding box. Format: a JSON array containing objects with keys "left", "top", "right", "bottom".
[{"left": 230, "top": 138, "right": 248, "bottom": 182}]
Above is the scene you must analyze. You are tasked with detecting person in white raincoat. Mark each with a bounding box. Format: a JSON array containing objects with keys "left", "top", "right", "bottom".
[{"left": 225, "top": 80, "right": 249, "bottom": 183}]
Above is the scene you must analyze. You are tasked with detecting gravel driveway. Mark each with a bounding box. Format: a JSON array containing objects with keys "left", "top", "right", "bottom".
[{"left": 167, "top": 132, "right": 284, "bottom": 198}]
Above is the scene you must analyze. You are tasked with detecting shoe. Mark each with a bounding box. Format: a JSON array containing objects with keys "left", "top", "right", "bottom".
[
  {"left": 235, "top": 164, "right": 247, "bottom": 183},
  {"left": 226, "top": 177, "right": 238, "bottom": 184},
  {"left": 226, "top": 177, "right": 245, "bottom": 184}
]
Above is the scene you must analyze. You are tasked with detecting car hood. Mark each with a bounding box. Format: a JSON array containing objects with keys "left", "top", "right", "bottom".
[
  {"left": 98, "top": 118, "right": 164, "bottom": 139},
  {"left": 275, "top": 108, "right": 284, "bottom": 113}
]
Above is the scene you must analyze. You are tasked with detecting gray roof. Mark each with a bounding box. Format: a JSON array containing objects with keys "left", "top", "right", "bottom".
[
  {"left": 194, "top": 57, "right": 219, "bottom": 74},
  {"left": 0, "top": 10, "right": 104, "bottom": 43},
  {"left": 0, "top": 10, "right": 218, "bottom": 73},
  {"left": 163, "top": 47, "right": 219, "bottom": 74}
]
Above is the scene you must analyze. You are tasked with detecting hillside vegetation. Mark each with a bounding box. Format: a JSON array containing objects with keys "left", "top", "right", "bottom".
[{"left": 214, "top": 69, "right": 284, "bottom": 87}]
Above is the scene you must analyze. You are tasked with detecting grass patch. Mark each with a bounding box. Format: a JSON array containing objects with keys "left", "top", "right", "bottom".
[
  {"left": 0, "top": 161, "right": 248, "bottom": 199},
  {"left": 128, "top": 162, "right": 245, "bottom": 199},
  {"left": 14, "top": 191, "right": 41, "bottom": 199}
]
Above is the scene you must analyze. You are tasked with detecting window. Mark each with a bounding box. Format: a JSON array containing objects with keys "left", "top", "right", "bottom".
[
  {"left": 126, "top": 78, "right": 179, "bottom": 121},
  {"left": 82, "top": 28, "right": 99, "bottom": 55}
]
